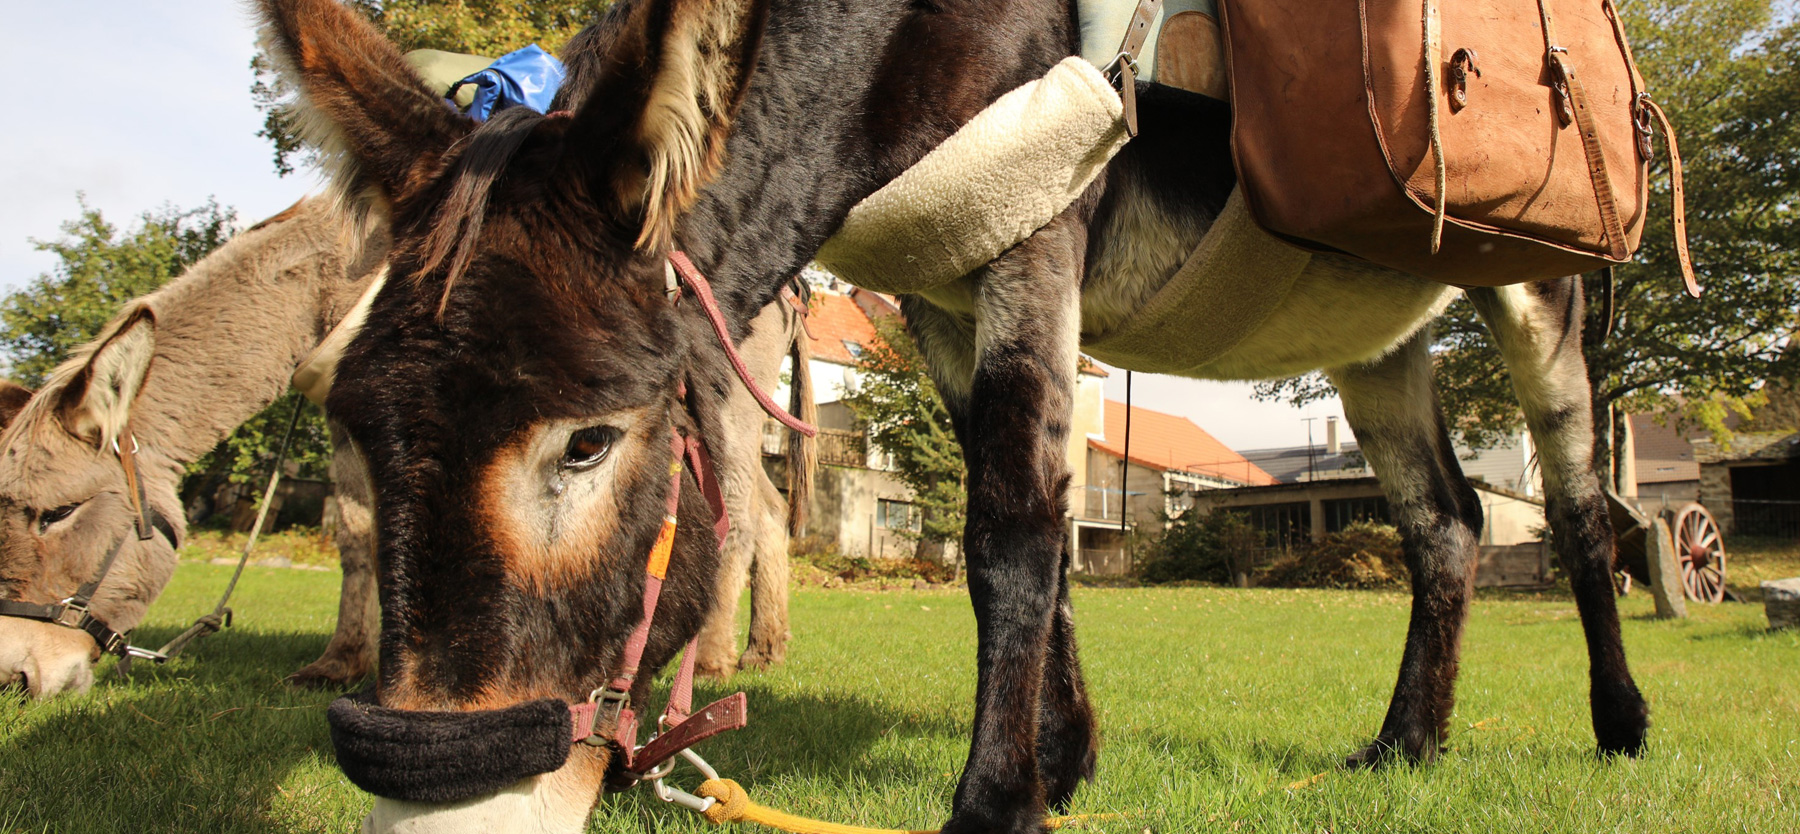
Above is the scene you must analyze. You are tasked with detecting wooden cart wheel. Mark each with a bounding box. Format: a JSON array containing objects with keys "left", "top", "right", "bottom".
[{"left": 1672, "top": 503, "right": 1727, "bottom": 603}]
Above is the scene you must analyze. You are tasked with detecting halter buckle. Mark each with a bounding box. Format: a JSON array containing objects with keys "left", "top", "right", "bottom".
[
  {"left": 54, "top": 600, "right": 88, "bottom": 629},
  {"left": 585, "top": 686, "right": 631, "bottom": 745}
]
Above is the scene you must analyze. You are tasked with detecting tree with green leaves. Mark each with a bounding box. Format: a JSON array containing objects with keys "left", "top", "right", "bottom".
[
  {"left": 0, "top": 201, "right": 332, "bottom": 522},
  {"left": 840, "top": 315, "right": 967, "bottom": 559},
  {"left": 1259, "top": 0, "right": 1800, "bottom": 477},
  {"left": 252, "top": 0, "right": 614, "bottom": 175},
  {"left": 2, "top": 198, "right": 235, "bottom": 388}
]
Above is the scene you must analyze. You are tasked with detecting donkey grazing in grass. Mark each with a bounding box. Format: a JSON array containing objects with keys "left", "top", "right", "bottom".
[
  {"left": 260, "top": 0, "right": 1648, "bottom": 831},
  {"left": 0, "top": 196, "right": 806, "bottom": 697},
  {"left": 0, "top": 197, "right": 388, "bottom": 696}
]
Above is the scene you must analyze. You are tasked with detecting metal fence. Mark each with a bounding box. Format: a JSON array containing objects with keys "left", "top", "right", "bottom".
[{"left": 1731, "top": 498, "right": 1800, "bottom": 538}]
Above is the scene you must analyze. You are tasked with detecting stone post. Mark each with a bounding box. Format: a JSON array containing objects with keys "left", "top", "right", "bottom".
[
  {"left": 1645, "top": 516, "right": 1688, "bottom": 619},
  {"left": 1764, "top": 578, "right": 1800, "bottom": 630}
]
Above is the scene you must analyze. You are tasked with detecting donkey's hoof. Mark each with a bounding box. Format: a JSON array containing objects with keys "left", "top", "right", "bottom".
[
  {"left": 938, "top": 808, "right": 1049, "bottom": 834},
  {"left": 1345, "top": 734, "right": 1438, "bottom": 769},
  {"left": 1041, "top": 742, "right": 1097, "bottom": 813},
  {"left": 736, "top": 644, "right": 785, "bottom": 672},
  {"left": 1593, "top": 682, "right": 1649, "bottom": 757},
  {"left": 1594, "top": 713, "right": 1649, "bottom": 758},
  {"left": 695, "top": 658, "right": 737, "bottom": 681},
  {"left": 285, "top": 659, "right": 370, "bottom": 690}
]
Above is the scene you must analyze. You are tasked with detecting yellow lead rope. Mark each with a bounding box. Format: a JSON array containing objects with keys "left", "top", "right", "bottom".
[{"left": 693, "top": 779, "right": 1122, "bottom": 834}]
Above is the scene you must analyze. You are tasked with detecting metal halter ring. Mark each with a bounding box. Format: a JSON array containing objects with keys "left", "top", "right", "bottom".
[{"left": 649, "top": 747, "right": 721, "bottom": 813}]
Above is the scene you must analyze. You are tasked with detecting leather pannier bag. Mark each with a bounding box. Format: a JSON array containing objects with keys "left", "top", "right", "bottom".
[{"left": 1218, "top": 0, "right": 1695, "bottom": 292}]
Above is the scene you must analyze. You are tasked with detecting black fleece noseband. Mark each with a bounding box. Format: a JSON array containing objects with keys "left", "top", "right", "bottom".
[{"left": 327, "top": 690, "right": 577, "bottom": 803}]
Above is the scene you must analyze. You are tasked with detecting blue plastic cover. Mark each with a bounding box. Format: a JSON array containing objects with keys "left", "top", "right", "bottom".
[{"left": 453, "top": 45, "right": 567, "bottom": 122}]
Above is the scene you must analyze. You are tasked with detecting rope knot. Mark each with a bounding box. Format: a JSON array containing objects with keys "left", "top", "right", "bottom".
[{"left": 696, "top": 778, "right": 749, "bottom": 825}]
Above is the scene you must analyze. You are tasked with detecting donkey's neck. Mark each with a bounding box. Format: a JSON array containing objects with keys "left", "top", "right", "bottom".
[
  {"left": 131, "top": 199, "right": 386, "bottom": 464},
  {"left": 677, "top": 0, "right": 1077, "bottom": 328}
]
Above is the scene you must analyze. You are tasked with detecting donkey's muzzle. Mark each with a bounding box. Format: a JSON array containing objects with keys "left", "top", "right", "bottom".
[{"left": 328, "top": 689, "right": 578, "bottom": 803}]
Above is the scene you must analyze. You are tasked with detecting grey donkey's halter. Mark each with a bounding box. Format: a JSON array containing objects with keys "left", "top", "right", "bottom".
[{"left": 0, "top": 429, "right": 179, "bottom": 662}]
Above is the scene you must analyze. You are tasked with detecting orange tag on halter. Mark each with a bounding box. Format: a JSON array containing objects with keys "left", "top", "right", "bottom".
[{"left": 646, "top": 516, "right": 678, "bottom": 579}]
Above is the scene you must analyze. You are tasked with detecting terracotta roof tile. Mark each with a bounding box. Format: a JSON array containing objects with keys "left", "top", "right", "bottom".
[
  {"left": 1090, "top": 400, "right": 1278, "bottom": 486},
  {"left": 806, "top": 292, "right": 881, "bottom": 366}
]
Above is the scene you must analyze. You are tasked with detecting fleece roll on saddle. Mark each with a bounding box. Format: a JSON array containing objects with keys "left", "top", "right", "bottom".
[{"left": 814, "top": 57, "right": 1130, "bottom": 295}]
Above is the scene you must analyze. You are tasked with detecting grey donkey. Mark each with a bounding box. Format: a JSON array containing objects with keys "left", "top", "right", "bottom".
[{"left": 0, "top": 196, "right": 808, "bottom": 697}]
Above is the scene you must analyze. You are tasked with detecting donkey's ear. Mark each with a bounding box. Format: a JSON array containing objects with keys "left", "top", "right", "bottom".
[
  {"left": 255, "top": 0, "right": 469, "bottom": 209},
  {"left": 57, "top": 308, "right": 155, "bottom": 450},
  {"left": 0, "top": 380, "right": 33, "bottom": 431},
  {"left": 563, "top": 0, "right": 770, "bottom": 249}
]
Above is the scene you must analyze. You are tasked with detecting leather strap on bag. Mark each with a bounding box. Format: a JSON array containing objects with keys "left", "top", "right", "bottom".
[
  {"left": 1424, "top": 0, "right": 1448, "bottom": 253},
  {"left": 1638, "top": 94, "right": 1699, "bottom": 297},
  {"left": 1106, "top": 0, "right": 1164, "bottom": 137},
  {"left": 1537, "top": 0, "right": 1631, "bottom": 263}
]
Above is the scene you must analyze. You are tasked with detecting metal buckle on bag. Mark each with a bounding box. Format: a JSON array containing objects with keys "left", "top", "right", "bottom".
[
  {"left": 1633, "top": 92, "right": 1656, "bottom": 160},
  {"left": 1101, "top": 51, "right": 1140, "bottom": 89},
  {"left": 1545, "top": 47, "right": 1576, "bottom": 127},
  {"left": 1448, "top": 48, "right": 1481, "bottom": 111}
]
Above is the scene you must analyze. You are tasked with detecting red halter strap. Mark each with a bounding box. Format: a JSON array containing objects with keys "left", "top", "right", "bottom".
[
  {"left": 569, "top": 253, "right": 807, "bottom": 779},
  {"left": 666, "top": 251, "right": 818, "bottom": 438}
]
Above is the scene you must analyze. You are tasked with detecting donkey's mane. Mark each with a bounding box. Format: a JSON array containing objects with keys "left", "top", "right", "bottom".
[
  {"left": 413, "top": 11, "right": 624, "bottom": 317},
  {"left": 418, "top": 106, "right": 549, "bottom": 316}
]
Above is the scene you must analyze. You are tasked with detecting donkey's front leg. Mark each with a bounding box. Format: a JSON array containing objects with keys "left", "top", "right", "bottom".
[
  {"left": 1468, "top": 279, "right": 1647, "bottom": 756},
  {"left": 922, "top": 223, "right": 1088, "bottom": 834},
  {"left": 289, "top": 421, "right": 379, "bottom": 687},
  {"left": 1327, "top": 330, "right": 1485, "bottom": 765}
]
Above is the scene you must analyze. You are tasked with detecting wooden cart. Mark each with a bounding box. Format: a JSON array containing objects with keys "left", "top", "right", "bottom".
[{"left": 1607, "top": 492, "right": 1729, "bottom": 602}]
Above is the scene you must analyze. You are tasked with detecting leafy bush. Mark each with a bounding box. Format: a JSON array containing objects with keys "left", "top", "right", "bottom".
[
  {"left": 1259, "top": 521, "right": 1410, "bottom": 590},
  {"left": 1136, "top": 509, "right": 1261, "bottom": 585}
]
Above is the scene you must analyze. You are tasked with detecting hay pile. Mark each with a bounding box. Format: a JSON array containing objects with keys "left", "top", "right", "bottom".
[{"left": 1260, "top": 521, "right": 1410, "bottom": 590}]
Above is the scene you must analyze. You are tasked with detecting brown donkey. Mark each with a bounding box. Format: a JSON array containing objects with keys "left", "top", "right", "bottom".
[
  {"left": 0, "top": 197, "right": 387, "bottom": 696},
  {"left": 259, "top": 0, "right": 1648, "bottom": 832},
  {"left": 0, "top": 196, "right": 807, "bottom": 697}
]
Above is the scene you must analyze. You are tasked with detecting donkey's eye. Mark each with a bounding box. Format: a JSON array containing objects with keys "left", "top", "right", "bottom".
[
  {"left": 561, "top": 426, "right": 620, "bottom": 471},
  {"left": 37, "top": 503, "right": 80, "bottom": 534}
]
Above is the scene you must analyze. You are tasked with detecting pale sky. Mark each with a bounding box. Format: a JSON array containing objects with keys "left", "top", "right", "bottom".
[{"left": 0, "top": 2, "right": 1347, "bottom": 452}]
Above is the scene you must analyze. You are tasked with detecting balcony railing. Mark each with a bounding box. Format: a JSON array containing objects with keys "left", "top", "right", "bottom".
[
  {"left": 1077, "top": 485, "right": 1148, "bottom": 523},
  {"left": 816, "top": 428, "right": 867, "bottom": 468}
]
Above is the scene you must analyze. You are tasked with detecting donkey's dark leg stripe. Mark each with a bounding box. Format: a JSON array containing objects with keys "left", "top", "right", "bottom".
[
  {"left": 1328, "top": 330, "right": 1482, "bottom": 766},
  {"left": 1468, "top": 281, "right": 1647, "bottom": 756}
]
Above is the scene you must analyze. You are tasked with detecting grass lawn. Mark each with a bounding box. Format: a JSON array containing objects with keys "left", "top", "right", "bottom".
[{"left": 2, "top": 562, "right": 1796, "bottom": 833}]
